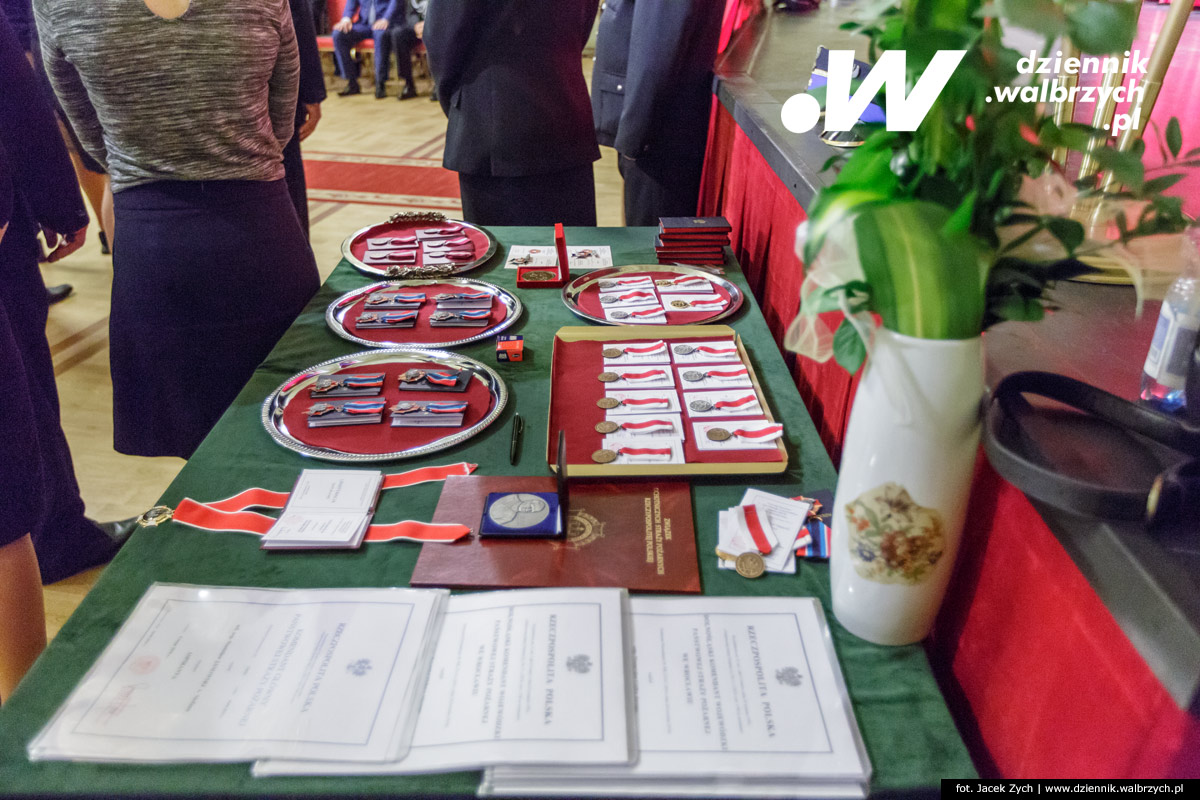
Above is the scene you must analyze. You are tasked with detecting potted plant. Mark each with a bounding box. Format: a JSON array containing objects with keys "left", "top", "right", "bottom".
[{"left": 785, "top": 0, "right": 1198, "bottom": 645}]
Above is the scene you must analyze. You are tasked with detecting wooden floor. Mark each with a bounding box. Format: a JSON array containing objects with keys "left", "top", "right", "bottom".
[{"left": 40, "top": 58, "right": 625, "bottom": 640}]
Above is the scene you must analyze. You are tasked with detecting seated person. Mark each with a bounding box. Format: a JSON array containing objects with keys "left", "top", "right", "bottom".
[
  {"left": 332, "top": 0, "right": 398, "bottom": 98},
  {"left": 388, "top": 0, "right": 425, "bottom": 100}
]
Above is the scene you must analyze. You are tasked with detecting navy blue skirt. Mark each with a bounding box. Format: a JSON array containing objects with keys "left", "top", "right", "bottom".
[{"left": 110, "top": 179, "right": 319, "bottom": 458}]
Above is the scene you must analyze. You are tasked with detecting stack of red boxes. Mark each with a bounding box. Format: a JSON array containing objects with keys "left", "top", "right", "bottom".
[{"left": 654, "top": 216, "right": 731, "bottom": 265}]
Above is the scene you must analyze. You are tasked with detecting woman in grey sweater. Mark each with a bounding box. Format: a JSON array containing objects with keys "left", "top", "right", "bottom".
[{"left": 33, "top": 0, "right": 320, "bottom": 458}]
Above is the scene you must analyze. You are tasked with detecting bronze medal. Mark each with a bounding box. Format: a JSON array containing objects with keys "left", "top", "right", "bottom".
[
  {"left": 596, "top": 397, "right": 620, "bottom": 409},
  {"left": 601, "top": 347, "right": 624, "bottom": 359},
  {"left": 670, "top": 299, "right": 692, "bottom": 310},
  {"left": 706, "top": 427, "right": 733, "bottom": 442},
  {"left": 610, "top": 310, "right": 630, "bottom": 320},
  {"left": 599, "top": 294, "right": 619, "bottom": 305},
  {"left": 523, "top": 270, "right": 555, "bottom": 281},
  {"left": 673, "top": 344, "right": 696, "bottom": 355},
  {"left": 591, "top": 449, "right": 618, "bottom": 464},
  {"left": 681, "top": 370, "right": 705, "bottom": 382},
  {"left": 594, "top": 421, "right": 620, "bottom": 434},
  {"left": 735, "top": 551, "right": 766, "bottom": 579},
  {"left": 430, "top": 311, "right": 455, "bottom": 322},
  {"left": 655, "top": 279, "right": 673, "bottom": 287},
  {"left": 399, "top": 368, "right": 426, "bottom": 383},
  {"left": 689, "top": 399, "right": 714, "bottom": 413},
  {"left": 597, "top": 371, "right": 620, "bottom": 383}
]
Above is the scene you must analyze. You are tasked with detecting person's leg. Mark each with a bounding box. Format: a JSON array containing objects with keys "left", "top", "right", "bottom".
[
  {"left": 333, "top": 24, "right": 369, "bottom": 92},
  {"left": 0, "top": 534, "right": 46, "bottom": 703},
  {"left": 282, "top": 132, "right": 310, "bottom": 237},
  {"left": 372, "top": 27, "right": 391, "bottom": 96},
  {"left": 620, "top": 149, "right": 704, "bottom": 227},
  {"left": 392, "top": 27, "right": 417, "bottom": 97},
  {"left": 458, "top": 165, "right": 596, "bottom": 226}
]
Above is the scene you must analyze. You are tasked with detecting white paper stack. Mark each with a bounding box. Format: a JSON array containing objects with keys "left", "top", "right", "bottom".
[
  {"left": 481, "top": 596, "right": 872, "bottom": 798},
  {"left": 717, "top": 489, "right": 813, "bottom": 574}
]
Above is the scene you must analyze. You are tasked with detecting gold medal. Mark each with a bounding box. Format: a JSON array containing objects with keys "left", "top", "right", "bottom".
[
  {"left": 715, "top": 547, "right": 738, "bottom": 562},
  {"left": 706, "top": 427, "right": 733, "bottom": 442},
  {"left": 523, "top": 270, "right": 555, "bottom": 281},
  {"left": 681, "top": 370, "right": 705, "bottom": 382},
  {"left": 597, "top": 371, "right": 620, "bottom": 382},
  {"left": 591, "top": 449, "right": 618, "bottom": 464},
  {"left": 596, "top": 397, "right": 620, "bottom": 409},
  {"left": 601, "top": 347, "right": 624, "bottom": 359},
  {"left": 655, "top": 279, "right": 674, "bottom": 287},
  {"left": 595, "top": 421, "right": 619, "bottom": 434},
  {"left": 670, "top": 299, "right": 691, "bottom": 309},
  {"left": 735, "top": 552, "right": 766, "bottom": 579}
]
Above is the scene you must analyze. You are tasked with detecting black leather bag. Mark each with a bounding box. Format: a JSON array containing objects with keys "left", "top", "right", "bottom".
[{"left": 983, "top": 359, "right": 1200, "bottom": 537}]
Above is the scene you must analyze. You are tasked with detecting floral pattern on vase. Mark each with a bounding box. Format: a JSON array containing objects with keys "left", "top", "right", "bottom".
[{"left": 845, "top": 482, "right": 945, "bottom": 586}]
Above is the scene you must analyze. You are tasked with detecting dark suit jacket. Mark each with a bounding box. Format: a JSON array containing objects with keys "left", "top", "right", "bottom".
[
  {"left": 591, "top": 0, "right": 723, "bottom": 159},
  {"left": 289, "top": 0, "right": 326, "bottom": 128},
  {"left": 424, "top": 0, "right": 600, "bottom": 178}
]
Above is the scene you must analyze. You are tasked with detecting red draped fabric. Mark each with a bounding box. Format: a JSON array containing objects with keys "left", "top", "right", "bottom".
[
  {"left": 700, "top": 95, "right": 1200, "bottom": 778},
  {"left": 718, "top": 0, "right": 763, "bottom": 53}
]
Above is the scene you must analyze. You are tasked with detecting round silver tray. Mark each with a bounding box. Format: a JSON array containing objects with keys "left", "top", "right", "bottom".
[
  {"left": 341, "top": 212, "right": 497, "bottom": 279},
  {"left": 261, "top": 348, "right": 508, "bottom": 463},
  {"left": 561, "top": 264, "right": 745, "bottom": 326},
  {"left": 326, "top": 278, "right": 523, "bottom": 349}
]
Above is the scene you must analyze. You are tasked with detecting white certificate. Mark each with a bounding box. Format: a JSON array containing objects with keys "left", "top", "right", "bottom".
[
  {"left": 601, "top": 413, "right": 685, "bottom": 439},
  {"left": 670, "top": 340, "right": 742, "bottom": 365},
  {"left": 28, "top": 584, "right": 447, "bottom": 764},
  {"left": 598, "top": 437, "right": 686, "bottom": 465},
  {"left": 693, "top": 419, "right": 783, "bottom": 450},
  {"left": 601, "top": 390, "right": 681, "bottom": 416},
  {"left": 604, "top": 306, "right": 666, "bottom": 324},
  {"left": 256, "top": 587, "right": 634, "bottom": 775},
  {"left": 602, "top": 365, "right": 675, "bottom": 390}
]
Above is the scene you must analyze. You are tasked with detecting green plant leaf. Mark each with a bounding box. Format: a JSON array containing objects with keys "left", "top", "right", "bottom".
[
  {"left": 1166, "top": 118, "right": 1183, "bottom": 159},
  {"left": 1065, "top": 0, "right": 1137, "bottom": 53},
  {"left": 1093, "top": 147, "right": 1145, "bottom": 190},
  {"left": 1141, "top": 173, "right": 1187, "bottom": 195},
  {"left": 996, "top": 0, "right": 1066, "bottom": 37},
  {"left": 833, "top": 319, "right": 867, "bottom": 373},
  {"left": 1044, "top": 217, "right": 1085, "bottom": 254}
]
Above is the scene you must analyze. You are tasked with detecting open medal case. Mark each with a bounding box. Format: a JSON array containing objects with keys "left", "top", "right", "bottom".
[
  {"left": 547, "top": 326, "right": 787, "bottom": 477},
  {"left": 326, "top": 279, "right": 522, "bottom": 349},
  {"left": 341, "top": 212, "right": 497, "bottom": 279},
  {"left": 262, "top": 349, "right": 507, "bottom": 462},
  {"left": 561, "top": 265, "right": 744, "bottom": 326}
]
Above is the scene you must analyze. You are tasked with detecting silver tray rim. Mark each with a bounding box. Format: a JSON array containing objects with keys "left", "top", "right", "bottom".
[
  {"left": 261, "top": 348, "right": 508, "bottom": 463},
  {"left": 325, "top": 278, "right": 523, "bottom": 349},
  {"left": 561, "top": 264, "right": 745, "bottom": 326},
  {"left": 341, "top": 217, "right": 498, "bottom": 278}
]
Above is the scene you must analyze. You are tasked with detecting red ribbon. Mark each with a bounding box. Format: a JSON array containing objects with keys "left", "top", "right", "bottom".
[
  {"left": 620, "top": 369, "right": 667, "bottom": 381},
  {"left": 742, "top": 505, "right": 773, "bottom": 554},
  {"left": 617, "top": 447, "right": 673, "bottom": 457},
  {"left": 697, "top": 345, "right": 737, "bottom": 355},
  {"left": 705, "top": 368, "right": 748, "bottom": 379},
  {"left": 732, "top": 424, "right": 784, "bottom": 439},
  {"left": 620, "top": 396, "right": 671, "bottom": 406},
  {"left": 170, "top": 463, "right": 477, "bottom": 542},
  {"left": 616, "top": 290, "right": 655, "bottom": 301},
  {"left": 619, "top": 418, "right": 672, "bottom": 430},
  {"left": 714, "top": 395, "right": 757, "bottom": 409},
  {"left": 629, "top": 308, "right": 664, "bottom": 318},
  {"left": 619, "top": 340, "right": 666, "bottom": 354}
]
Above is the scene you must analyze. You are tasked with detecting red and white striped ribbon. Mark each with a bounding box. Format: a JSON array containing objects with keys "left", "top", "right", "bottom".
[
  {"left": 615, "top": 290, "right": 656, "bottom": 301},
  {"left": 628, "top": 307, "right": 664, "bottom": 318},
  {"left": 170, "top": 463, "right": 477, "bottom": 543},
  {"left": 618, "top": 418, "right": 675, "bottom": 435},
  {"left": 714, "top": 395, "right": 757, "bottom": 409},
  {"left": 617, "top": 446, "right": 673, "bottom": 461},
  {"left": 695, "top": 345, "right": 737, "bottom": 355},
  {"left": 741, "top": 505, "right": 773, "bottom": 554},
  {"left": 619, "top": 396, "right": 672, "bottom": 407},
  {"left": 704, "top": 367, "right": 748, "bottom": 380},
  {"left": 732, "top": 424, "right": 784, "bottom": 440},
  {"left": 618, "top": 340, "right": 666, "bottom": 355},
  {"left": 620, "top": 369, "right": 667, "bottom": 383}
]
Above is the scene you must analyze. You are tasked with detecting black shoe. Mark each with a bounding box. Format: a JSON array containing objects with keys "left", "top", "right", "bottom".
[
  {"left": 398, "top": 83, "right": 418, "bottom": 100},
  {"left": 47, "top": 283, "right": 73, "bottom": 305},
  {"left": 99, "top": 230, "right": 110, "bottom": 255},
  {"left": 429, "top": 87, "right": 439, "bottom": 103},
  {"left": 97, "top": 517, "right": 139, "bottom": 547},
  {"left": 375, "top": 84, "right": 388, "bottom": 99},
  {"left": 337, "top": 82, "right": 361, "bottom": 96}
]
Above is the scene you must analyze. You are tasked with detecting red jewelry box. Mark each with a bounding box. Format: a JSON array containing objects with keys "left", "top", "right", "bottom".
[{"left": 517, "top": 222, "right": 570, "bottom": 288}]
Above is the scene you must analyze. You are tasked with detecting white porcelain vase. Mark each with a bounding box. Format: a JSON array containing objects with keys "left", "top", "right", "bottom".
[{"left": 830, "top": 327, "right": 983, "bottom": 646}]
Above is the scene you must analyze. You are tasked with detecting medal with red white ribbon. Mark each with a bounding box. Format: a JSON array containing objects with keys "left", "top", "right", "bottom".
[
  {"left": 689, "top": 394, "right": 757, "bottom": 413},
  {"left": 142, "top": 463, "right": 478, "bottom": 543},
  {"left": 622, "top": 396, "right": 671, "bottom": 406},
  {"left": 600, "top": 290, "right": 656, "bottom": 304},
  {"left": 618, "top": 418, "right": 674, "bottom": 434},
  {"left": 620, "top": 369, "right": 667, "bottom": 383},
  {"left": 619, "top": 340, "right": 666, "bottom": 355},
  {"left": 627, "top": 307, "right": 664, "bottom": 318},
  {"left": 740, "top": 505, "right": 774, "bottom": 554}
]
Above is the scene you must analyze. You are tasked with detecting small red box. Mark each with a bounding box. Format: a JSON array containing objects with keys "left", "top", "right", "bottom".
[
  {"left": 516, "top": 223, "right": 570, "bottom": 288},
  {"left": 496, "top": 335, "right": 524, "bottom": 362}
]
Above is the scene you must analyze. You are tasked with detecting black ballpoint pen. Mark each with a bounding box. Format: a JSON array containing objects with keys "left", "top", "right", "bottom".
[{"left": 509, "top": 414, "right": 524, "bottom": 465}]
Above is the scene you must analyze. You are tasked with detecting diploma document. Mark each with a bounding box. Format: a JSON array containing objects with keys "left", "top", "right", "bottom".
[
  {"left": 255, "top": 586, "right": 635, "bottom": 775},
  {"left": 29, "top": 584, "right": 446, "bottom": 763},
  {"left": 483, "top": 596, "right": 871, "bottom": 798}
]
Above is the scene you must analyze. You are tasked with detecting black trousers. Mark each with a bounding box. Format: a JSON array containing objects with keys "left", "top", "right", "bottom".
[
  {"left": 390, "top": 26, "right": 419, "bottom": 85},
  {"left": 458, "top": 164, "right": 597, "bottom": 227},
  {"left": 282, "top": 130, "right": 309, "bottom": 236},
  {"left": 0, "top": 210, "right": 118, "bottom": 583},
  {"left": 618, "top": 148, "right": 705, "bottom": 227}
]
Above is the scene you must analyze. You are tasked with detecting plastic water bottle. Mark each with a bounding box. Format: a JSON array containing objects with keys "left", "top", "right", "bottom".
[{"left": 1140, "top": 234, "right": 1200, "bottom": 414}]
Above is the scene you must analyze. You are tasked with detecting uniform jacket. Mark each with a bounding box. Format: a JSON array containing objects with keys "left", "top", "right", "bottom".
[
  {"left": 591, "top": 0, "right": 723, "bottom": 159},
  {"left": 424, "top": 0, "right": 601, "bottom": 177}
]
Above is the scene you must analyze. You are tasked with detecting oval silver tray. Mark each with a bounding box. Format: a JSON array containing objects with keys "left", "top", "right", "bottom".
[
  {"left": 326, "top": 278, "right": 522, "bottom": 349},
  {"left": 342, "top": 212, "right": 497, "bottom": 278},
  {"left": 561, "top": 264, "right": 745, "bottom": 326},
  {"left": 262, "top": 348, "right": 507, "bottom": 463}
]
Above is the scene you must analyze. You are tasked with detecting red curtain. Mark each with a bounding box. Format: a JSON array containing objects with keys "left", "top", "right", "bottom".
[{"left": 718, "top": 0, "right": 763, "bottom": 53}]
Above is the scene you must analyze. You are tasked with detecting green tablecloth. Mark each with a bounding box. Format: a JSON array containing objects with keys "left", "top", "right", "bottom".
[{"left": 0, "top": 227, "right": 975, "bottom": 796}]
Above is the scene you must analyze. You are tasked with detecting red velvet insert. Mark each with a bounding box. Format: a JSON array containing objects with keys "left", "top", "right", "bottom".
[
  {"left": 549, "top": 337, "right": 783, "bottom": 466},
  {"left": 576, "top": 270, "right": 733, "bottom": 324},
  {"left": 280, "top": 362, "right": 496, "bottom": 455},
  {"left": 347, "top": 221, "right": 490, "bottom": 268},
  {"left": 339, "top": 283, "right": 509, "bottom": 346}
]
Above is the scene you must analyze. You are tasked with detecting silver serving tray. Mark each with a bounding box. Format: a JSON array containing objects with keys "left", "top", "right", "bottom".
[
  {"left": 262, "top": 348, "right": 507, "bottom": 463},
  {"left": 326, "top": 278, "right": 522, "bottom": 349},
  {"left": 561, "top": 264, "right": 745, "bottom": 326},
  {"left": 342, "top": 212, "right": 497, "bottom": 278}
]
